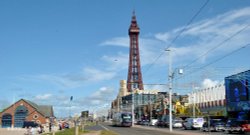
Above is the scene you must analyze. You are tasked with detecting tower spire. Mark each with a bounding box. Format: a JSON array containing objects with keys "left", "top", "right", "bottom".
[{"left": 127, "top": 12, "right": 144, "bottom": 92}]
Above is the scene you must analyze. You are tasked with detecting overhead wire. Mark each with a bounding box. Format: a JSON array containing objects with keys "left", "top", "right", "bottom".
[
  {"left": 182, "top": 24, "right": 250, "bottom": 70},
  {"left": 175, "top": 43, "right": 250, "bottom": 81},
  {"left": 155, "top": 22, "right": 250, "bottom": 84},
  {"left": 142, "top": 0, "right": 210, "bottom": 75}
]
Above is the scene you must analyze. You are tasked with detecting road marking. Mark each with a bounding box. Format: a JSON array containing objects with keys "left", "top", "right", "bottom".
[{"left": 99, "top": 124, "right": 110, "bottom": 131}]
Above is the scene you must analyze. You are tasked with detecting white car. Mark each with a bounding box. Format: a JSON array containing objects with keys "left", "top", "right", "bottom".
[
  {"left": 183, "top": 118, "right": 204, "bottom": 130},
  {"left": 150, "top": 119, "right": 158, "bottom": 126},
  {"left": 173, "top": 118, "right": 183, "bottom": 128}
]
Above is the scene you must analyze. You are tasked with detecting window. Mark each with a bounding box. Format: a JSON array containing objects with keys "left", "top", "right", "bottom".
[{"left": 33, "top": 114, "right": 39, "bottom": 119}]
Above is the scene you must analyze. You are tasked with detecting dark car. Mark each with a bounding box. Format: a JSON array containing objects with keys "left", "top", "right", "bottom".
[
  {"left": 22, "top": 121, "right": 38, "bottom": 128},
  {"left": 140, "top": 119, "right": 150, "bottom": 125},
  {"left": 224, "top": 119, "right": 250, "bottom": 134},
  {"left": 202, "top": 119, "right": 225, "bottom": 132},
  {"left": 156, "top": 120, "right": 168, "bottom": 127}
]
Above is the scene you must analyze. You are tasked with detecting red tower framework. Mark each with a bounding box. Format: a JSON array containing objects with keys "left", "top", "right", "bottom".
[{"left": 127, "top": 12, "right": 144, "bottom": 92}]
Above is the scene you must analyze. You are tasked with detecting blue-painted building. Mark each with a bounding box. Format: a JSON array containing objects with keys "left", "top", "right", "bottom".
[{"left": 225, "top": 70, "right": 250, "bottom": 120}]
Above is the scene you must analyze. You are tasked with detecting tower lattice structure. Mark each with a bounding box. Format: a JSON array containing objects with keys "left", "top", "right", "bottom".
[{"left": 127, "top": 12, "right": 144, "bottom": 92}]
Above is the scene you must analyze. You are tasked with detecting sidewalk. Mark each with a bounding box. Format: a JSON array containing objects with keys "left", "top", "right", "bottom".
[{"left": 0, "top": 128, "right": 26, "bottom": 135}]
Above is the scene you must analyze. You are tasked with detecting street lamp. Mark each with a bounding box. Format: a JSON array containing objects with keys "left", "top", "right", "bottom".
[
  {"left": 132, "top": 89, "right": 135, "bottom": 127},
  {"left": 166, "top": 49, "right": 183, "bottom": 132}
]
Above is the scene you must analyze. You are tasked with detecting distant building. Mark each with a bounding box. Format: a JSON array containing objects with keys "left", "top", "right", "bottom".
[
  {"left": 188, "top": 83, "right": 226, "bottom": 116},
  {"left": 0, "top": 99, "right": 54, "bottom": 128}
]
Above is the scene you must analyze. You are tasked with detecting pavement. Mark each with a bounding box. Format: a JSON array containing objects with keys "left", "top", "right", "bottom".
[{"left": 0, "top": 128, "right": 26, "bottom": 135}]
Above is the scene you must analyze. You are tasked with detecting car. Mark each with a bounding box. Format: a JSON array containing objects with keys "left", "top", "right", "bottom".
[
  {"left": 202, "top": 119, "right": 225, "bottom": 132},
  {"left": 22, "top": 121, "right": 38, "bottom": 128},
  {"left": 183, "top": 117, "right": 204, "bottom": 130},
  {"left": 224, "top": 119, "right": 250, "bottom": 134},
  {"left": 156, "top": 120, "right": 168, "bottom": 127},
  {"left": 172, "top": 117, "right": 183, "bottom": 128},
  {"left": 150, "top": 119, "right": 158, "bottom": 126},
  {"left": 241, "top": 120, "right": 250, "bottom": 133},
  {"left": 140, "top": 119, "right": 150, "bottom": 125}
]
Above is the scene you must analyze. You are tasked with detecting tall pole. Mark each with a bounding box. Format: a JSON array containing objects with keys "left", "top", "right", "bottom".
[
  {"left": 132, "top": 89, "right": 134, "bottom": 127},
  {"left": 192, "top": 85, "right": 196, "bottom": 118},
  {"left": 167, "top": 49, "right": 173, "bottom": 132}
]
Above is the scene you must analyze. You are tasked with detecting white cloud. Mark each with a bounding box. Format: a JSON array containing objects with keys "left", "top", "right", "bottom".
[
  {"left": 151, "top": 7, "right": 250, "bottom": 65},
  {"left": 21, "top": 67, "right": 117, "bottom": 89},
  {"left": 155, "top": 33, "right": 172, "bottom": 42},
  {"left": 101, "top": 52, "right": 128, "bottom": 71},
  {"left": 35, "top": 94, "right": 52, "bottom": 100},
  {"left": 83, "top": 68, "right": 116, "bottom": 82},
  {"left": 77, "top": 87, "right": 116, "bottom": 107},
  {"left": 201, "top": 78, "right": 219, "bottom": 88},
  {"left": 100, "top": 7, "right": 250, "bottom": 70},
  {"left": 100, "top": 37, "right": 129, "bottom": 47},
  {"left": 34, "top": 74, "right": 86, "bottom": 89},
  {"left": 11, "top": 7, "right": 250, "bottom": 118}
]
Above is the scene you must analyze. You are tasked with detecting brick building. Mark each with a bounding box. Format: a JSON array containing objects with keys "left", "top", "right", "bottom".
[{"left": 0, "top": 99, "right": 54, "bottom": 128}]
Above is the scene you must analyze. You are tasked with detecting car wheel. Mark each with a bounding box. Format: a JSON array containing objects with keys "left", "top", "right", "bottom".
[{"left": 226, "top": 130, "right": 232, "bottom": 134}]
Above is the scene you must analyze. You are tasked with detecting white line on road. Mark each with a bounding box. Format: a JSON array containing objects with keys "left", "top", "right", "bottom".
[{"left": 99, "top": 124, "right": 110, "bottom": 131}]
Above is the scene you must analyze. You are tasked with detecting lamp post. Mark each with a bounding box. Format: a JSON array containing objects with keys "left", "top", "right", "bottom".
[
  {"left": 166, "top": 49, "right": 183, "bottom": 132},
  {"left": 132, "top": 89, "right": 135, "bottom": 127},
  {"left": 166, "top": 49, "right": 173, "bottom": 132}
]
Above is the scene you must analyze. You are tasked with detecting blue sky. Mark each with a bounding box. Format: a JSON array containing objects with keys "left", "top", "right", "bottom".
[{"left": 1, "top": 0, "right": 250, "bottom": 117}]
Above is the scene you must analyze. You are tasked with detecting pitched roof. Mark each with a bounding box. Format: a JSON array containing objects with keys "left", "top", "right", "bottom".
[
  {"left": 22, "top": 99, "right": 54, "bottom": 118},
  {"left": 1, "top": 99, "right": 54, "bottom": 118},
  {"left": 38, "top": 105, "right": 54, "bottom": 117}
]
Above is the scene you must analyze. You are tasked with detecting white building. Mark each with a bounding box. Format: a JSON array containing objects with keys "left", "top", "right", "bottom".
[{"left": 188, "top": 83, "right": 226, "bottom": 113}]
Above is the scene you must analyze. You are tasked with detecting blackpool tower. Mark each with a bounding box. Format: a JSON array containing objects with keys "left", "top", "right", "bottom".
[{"left": 127, "top": 12, "right": 144, "bottom": 92}]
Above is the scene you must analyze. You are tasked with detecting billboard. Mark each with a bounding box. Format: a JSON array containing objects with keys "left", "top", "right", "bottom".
[{"left": 225, "top": 70, "right": 250, "bottom": 112}]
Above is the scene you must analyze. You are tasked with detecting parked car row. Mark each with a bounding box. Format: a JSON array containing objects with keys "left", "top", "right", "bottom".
[
  {"left": 224, "top": 119, "right": 250, "bottom": 134},
  {"left": 136, "top": 117, "right": 250, "bottom": 134},
  {"left": 201, "top": 119, "right": 225, "bottom": 132}
]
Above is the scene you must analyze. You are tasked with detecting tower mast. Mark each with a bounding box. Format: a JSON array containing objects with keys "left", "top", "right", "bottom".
[{"left": 127, "top": 11, "right": 144, "bottom": 92}]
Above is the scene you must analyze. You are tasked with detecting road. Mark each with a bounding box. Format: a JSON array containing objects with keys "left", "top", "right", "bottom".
[{"left": 86, "top": 122, "right": 248, "bottom": 135}]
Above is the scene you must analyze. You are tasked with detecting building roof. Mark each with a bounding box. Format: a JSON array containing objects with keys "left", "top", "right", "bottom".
[
  {"left": 38, "top": 105, "right": 54, "bottom": 117},
  {"left": 1, "top": 99, "right": 54, "bottom": 118},
  {"left": 23, "top": 99, "right": 54, "bottom": 118}
]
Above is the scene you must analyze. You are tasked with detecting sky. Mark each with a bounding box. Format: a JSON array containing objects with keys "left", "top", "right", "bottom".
[{"left": 0, "top": 0, "right": 250, "bottom": 117}]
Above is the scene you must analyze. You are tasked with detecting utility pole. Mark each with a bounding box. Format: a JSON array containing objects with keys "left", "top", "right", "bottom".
[
  {"left": 166, "top": 49, "right": 173, "bottom": 132},
  {"left": 192, "top": 85, "right": 196, "bottom": 118},
  {"left": 132, "top": 89, "right": 135, "bottom": 127}
]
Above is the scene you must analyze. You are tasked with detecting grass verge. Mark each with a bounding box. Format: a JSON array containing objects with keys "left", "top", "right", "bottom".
[{"left": 100, "top": 130, "right": 118, "bottom": 135}]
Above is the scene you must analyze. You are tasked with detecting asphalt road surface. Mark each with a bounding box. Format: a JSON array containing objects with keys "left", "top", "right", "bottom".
[
  {"left": 90, "top": 122, "right": 249, "bottom": 135},
  {"left": 96, "top": 122, "right": 200, "bottom": 135}
]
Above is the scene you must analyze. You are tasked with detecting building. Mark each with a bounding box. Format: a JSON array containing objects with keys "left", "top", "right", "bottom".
[
  {"left": 225, "top": 70, "right": 250, "bottom": 120},
  {"left": 121, "top": 89, "right": 158, "bottom": 120},
  {"left": 0, "top": 99, "right": 54, "bottom": 128},
  {"left": 188, "top": 84, "right": 226, "bottom": 117},
  {"left": 127, "top": 11, "right": 144, "bottom": 92}
]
